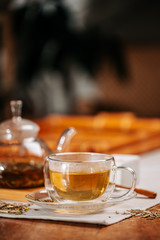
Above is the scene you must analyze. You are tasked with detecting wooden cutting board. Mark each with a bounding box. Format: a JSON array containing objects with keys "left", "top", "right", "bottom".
[
  {"left": 0, "top": 187, "right": 44, "bottom": 202},
  {"left": 36, "top": 112, "right": 160, "bottom": 154}
]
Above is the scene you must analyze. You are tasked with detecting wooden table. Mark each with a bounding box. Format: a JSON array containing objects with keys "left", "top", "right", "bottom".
[
  {"left": 0, "top": 208, "right": 160, "bottom": 240},
  {"left": 0, "top": 183, "right": 160, "bottom": 240},
  {"left": 0, "top": 198, "right": 160, "bottom": 240}
]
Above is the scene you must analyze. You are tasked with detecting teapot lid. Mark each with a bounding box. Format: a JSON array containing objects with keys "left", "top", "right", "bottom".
[{"left": 0, "top": 100, "right": 39, "bottom": 141}]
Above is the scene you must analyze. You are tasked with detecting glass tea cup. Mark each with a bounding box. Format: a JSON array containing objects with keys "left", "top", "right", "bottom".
[{"left": 44, "top": 152, "right": 136, "bottom": 203}]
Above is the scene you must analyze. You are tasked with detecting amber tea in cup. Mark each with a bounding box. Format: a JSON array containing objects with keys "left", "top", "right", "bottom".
[
  {"left": 44, "top": 152, "right": 136, "bottom": 202},
  {"left": 49, "top": 169, "right": 110, "bottom": 201}
]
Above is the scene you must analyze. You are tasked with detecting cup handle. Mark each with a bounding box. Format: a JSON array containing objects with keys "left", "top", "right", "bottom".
[{"left": 110, "top": 166, "right": 136, "bottom": 200}]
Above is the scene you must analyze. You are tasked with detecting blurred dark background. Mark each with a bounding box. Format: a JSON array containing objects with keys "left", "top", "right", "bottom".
[{"left": 0, "top": 0, "right": 160, "bottom": 121}]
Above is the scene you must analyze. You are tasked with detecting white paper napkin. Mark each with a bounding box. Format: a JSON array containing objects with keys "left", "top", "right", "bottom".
[{"left": 0, "top": 149, "right": 160, "bottom": 225}]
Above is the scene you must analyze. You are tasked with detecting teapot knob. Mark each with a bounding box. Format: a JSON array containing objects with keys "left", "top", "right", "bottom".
[{"left": 10, "top": 100, "right": 22, "bottom": 123}]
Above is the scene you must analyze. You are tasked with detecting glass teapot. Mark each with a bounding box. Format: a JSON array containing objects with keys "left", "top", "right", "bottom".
[{"left": 0, "top": 100, "right": 76, "bottom": 188}]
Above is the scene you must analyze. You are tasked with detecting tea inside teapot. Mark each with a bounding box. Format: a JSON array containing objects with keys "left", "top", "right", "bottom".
[{"left": 0, "top": 100, "right": 76, "bottom": 188}]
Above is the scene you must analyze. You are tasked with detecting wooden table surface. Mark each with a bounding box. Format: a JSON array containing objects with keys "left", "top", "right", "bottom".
[
  {"left": 0, "top": 202, "right": 160, "bottom": 240},
  {"left": 0, "top": 207, "right": 160, "bottom": 240},
  {"left": 1, "top": 113, "right": 160, "bottom": 239},
  {"left": 0, "top": 185, "right": 160, "bottom": 240}
]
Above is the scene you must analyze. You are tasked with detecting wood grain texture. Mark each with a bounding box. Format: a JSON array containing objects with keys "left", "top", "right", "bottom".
[
  {"left": 0, "top": 205, "right": 160, "bottom": 240},
  {"left": 0, "top": 188, "right": 160, "bottom": 240}
]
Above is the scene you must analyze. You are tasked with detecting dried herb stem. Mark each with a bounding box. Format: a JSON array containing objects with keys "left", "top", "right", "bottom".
[
  {"left": 122, "top": 208, "right": 160, "bottom": 220},
  {"left": 0, "top": 202, "right": 30, "bottom": 215}
]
